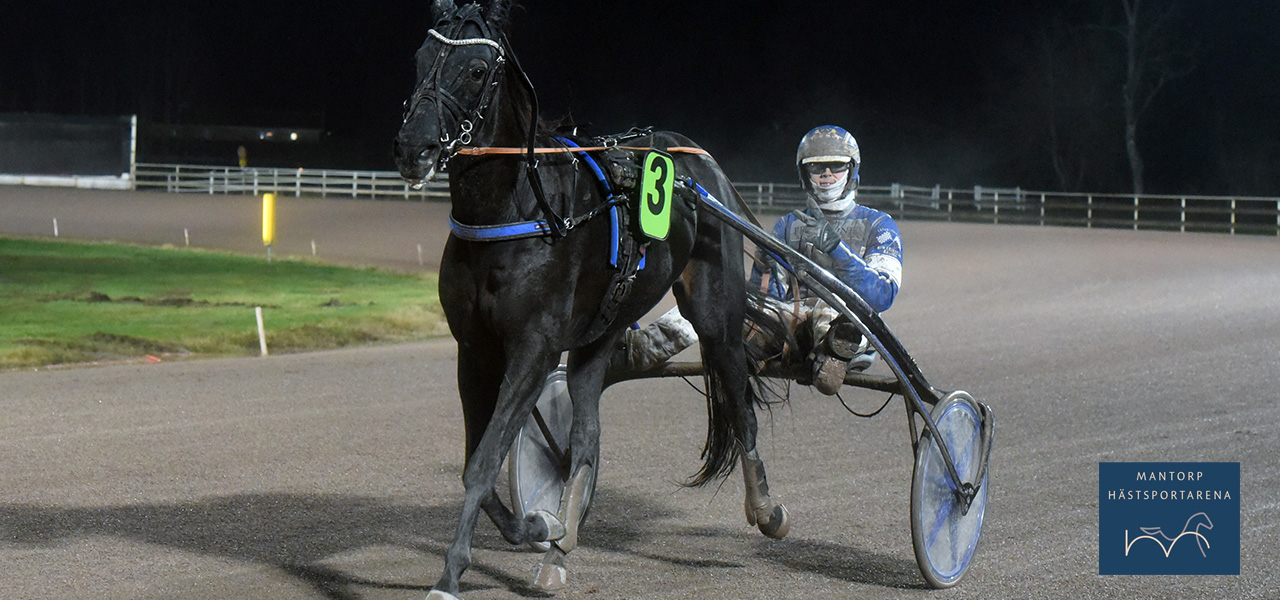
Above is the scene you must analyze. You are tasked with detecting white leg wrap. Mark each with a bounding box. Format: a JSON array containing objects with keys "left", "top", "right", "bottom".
[
  {"left": 552, "top": 464, "right": 594, "bottom": 554},
  {"left": 741, "top": 448, "right": 791, "bottom": 539},
  {"left": 426, "top": 590, "right": 462, "bottom": 600},
  {"left": 741, "top": 448, "right": 771, "bottom": 525}
]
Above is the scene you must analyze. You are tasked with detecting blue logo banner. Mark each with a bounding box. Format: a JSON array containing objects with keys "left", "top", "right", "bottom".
[{"left": 1098, "top": 462, "right": 1239, "bottom": 575}]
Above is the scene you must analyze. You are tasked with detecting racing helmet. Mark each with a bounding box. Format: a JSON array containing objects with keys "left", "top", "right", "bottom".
[{"left": 795, "top": 125, "right": 860, "bottom": 197}]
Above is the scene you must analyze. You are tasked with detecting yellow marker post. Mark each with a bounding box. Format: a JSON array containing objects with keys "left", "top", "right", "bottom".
[{"left": 262, "top": 193, "right": 276, "bottom": 261}]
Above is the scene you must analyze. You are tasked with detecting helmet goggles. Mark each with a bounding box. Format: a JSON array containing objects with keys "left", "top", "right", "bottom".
[{"left": 803, "top": 160, "right": 851, "bottom": 176}]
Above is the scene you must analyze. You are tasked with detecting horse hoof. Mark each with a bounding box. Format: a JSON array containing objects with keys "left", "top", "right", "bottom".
[
  {"left": 534, "top": 562, "right": 568, "bottom": 591},
  {"left": 757, "top": 503, "right": 791, "bottom": 539},
  {"left": 528, "top": 509, "right": 566, "bottom": 542},
  {"left": 426, "top": 590, "right": 461, "bottom": 600}
]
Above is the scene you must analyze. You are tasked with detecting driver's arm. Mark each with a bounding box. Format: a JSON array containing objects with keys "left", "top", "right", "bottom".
[{"left": 827, "top": 216, "right": 902, "bottom": 313}]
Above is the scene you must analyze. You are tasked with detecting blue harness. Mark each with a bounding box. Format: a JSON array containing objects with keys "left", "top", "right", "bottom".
[
  {"left": 448, "top": 137, "right": 638, "bottom": 269},
  {"left": 447, "top": 138, "right": 664, "bottom": 344}
]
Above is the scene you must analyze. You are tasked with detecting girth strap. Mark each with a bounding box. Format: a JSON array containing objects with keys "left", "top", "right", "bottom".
[{"left": 553, "top": 137, "right": 645, "bottom": 344}]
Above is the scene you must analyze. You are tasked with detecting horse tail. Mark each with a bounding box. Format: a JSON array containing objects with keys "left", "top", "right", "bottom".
[
  {"left": 687, "top": 357, "right": 746, "bottom": 487},
  {"left": 685, "top": 185, "right": 794, "bottom": 487},
  {"left": 686, "top": 293, "right": 791, "bottom": 487}
]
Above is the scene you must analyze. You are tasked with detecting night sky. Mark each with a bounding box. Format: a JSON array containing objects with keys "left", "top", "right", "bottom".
[{"left": 4, "top": 1, "right": 1278, "bottom": 195}]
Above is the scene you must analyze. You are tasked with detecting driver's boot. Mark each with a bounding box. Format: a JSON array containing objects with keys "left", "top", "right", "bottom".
[
  {"left": 810, "top": 317, "right": 865, "bottom": 395},
  {"left": 616, "top": 307, "right": 698, "bottom": 372}
]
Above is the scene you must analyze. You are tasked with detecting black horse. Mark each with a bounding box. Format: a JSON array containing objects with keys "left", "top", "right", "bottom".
[{"left": 394, "top": 2, "right": 788, "bottom": 597}]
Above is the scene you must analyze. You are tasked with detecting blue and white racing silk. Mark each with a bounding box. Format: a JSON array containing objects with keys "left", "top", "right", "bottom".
[{"left": 752, "top": 204, "right": 903, "bottom": 313}]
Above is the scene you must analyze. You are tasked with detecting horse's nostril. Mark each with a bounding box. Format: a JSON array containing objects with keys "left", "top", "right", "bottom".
[{"left": 419, "top": 148, "right": 432, "bottom": 159}]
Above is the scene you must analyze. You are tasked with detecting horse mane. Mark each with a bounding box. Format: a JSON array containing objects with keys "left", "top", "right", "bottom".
[
  {"left": 429, "top": 0, "right": 513, "bottom": 30},
  {"left": 484, "top": 0, "right": 512, "bottom": 30},
  {"left": 538, "top": 115, "right": 580, "bottom": 137}
]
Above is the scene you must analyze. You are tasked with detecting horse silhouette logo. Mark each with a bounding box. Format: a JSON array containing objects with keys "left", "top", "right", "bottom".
[{"left": 1124, "top": 512, "right": 1214, "bottom": 558}]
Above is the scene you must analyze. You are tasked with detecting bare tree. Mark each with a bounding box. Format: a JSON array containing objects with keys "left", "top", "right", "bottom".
[
  {"left": 1114, "top": 0, "right": 1194, "bottom": 194},
  {"left": 992, "top": 10, "right": 1123, "bottom": 192},
  {"left": 1036, "top": 21, "right": 1115, "bottom": 191}
]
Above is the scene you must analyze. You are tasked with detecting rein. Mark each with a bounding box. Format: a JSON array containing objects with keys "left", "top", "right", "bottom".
[{"left": 455, "top": 145, "right": 711, "bottom": 156}]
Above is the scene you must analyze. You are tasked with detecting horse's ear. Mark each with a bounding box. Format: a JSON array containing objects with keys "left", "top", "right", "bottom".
[
  {"left": 485, "top": 0, "right": 511, "bottom": 31},
  {"left": 430, "top": 0, "right": 457, "bottom": 22}
]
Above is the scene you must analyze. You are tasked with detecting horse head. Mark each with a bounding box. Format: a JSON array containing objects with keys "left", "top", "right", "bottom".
[
  {"left": 394, "top": 0, "right": 514, "bottom": 185},
  {"left": 1187, "top": 511, "right": 1214, "bottom": 530}
]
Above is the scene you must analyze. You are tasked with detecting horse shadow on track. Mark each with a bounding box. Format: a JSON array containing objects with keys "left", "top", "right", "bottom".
[
  {"left": 0, "top": 486, "right": 919, "bottom": 597},
  {"left": 1, "top": 493, "right": 505, "bottom": 599},
  {"left": 756, "top": 537, "right": 927, "bottom": 590}
]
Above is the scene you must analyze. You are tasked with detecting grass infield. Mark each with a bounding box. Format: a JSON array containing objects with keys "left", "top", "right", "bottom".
[{"left": 0, "top": 237, "right": 448, "bottom": 369}]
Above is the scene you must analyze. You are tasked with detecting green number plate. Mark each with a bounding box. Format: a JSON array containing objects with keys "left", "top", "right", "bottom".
[{"left": 639, "top": 152, "right": 674, "bottom": 240}]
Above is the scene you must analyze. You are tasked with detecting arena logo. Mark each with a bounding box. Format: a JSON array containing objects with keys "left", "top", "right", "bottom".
[
  {"left": 1098, "top": 462, "right": 1239, "bottom": 575},
  {"left": 1124, "top": 512, "right": 1213, "bottom": 558}
]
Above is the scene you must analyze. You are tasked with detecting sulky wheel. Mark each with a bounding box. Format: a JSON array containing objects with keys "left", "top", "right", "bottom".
[{"left": 909, "top": 390, "right": 991, "bottom": 588}]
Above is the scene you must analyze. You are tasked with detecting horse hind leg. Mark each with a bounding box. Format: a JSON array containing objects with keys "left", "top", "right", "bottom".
[
  {"left": 719, "top": 352, "right": 790, "bottom": 539},
  {"left": 708, "top": 366, "right": 790, "bottom": 539},
  {"left": 533, "top": 463, "right": 594, "bottom": 591},
  {"left": 674, "top": 265, "right": 791, "bottom": 540},
  {"left": 741, "top": 445, "right": 791, "bottom": 538},
  {"left": 732, "top": 329, "right": 790, "bottom": 538},
  {"left": 531, "top": 336, "right": 612, "bottom": 592}
]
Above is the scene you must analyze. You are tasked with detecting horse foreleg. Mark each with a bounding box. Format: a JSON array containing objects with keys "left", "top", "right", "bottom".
[
  {"left": 434, "top": 419, "right": 553, "bottom": 598},
  {"left": 431, "top": 347, "right": 559, "bottom": 599}
]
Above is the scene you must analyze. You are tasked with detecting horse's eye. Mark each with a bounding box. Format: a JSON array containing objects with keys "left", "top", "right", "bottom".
[{"left": 470, "top": 66, "right": 487, "bottom": 81}]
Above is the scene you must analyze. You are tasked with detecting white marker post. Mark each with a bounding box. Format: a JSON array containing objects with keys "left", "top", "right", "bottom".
[{"left": 255, "top": 306, "right": 268, "bottom": 356}]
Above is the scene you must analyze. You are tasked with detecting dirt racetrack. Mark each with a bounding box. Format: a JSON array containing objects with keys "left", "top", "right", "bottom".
[{"left": 2, "top": 186, "right": 1278, "bottom": 599}]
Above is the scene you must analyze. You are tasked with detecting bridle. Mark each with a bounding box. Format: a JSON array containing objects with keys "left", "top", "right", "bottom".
[
  {"left": 401, "top": 5, "right": 507, "bottom": 159},
  {"left": 400, "top": 4, "right": 710, "bottom": 241},
  {"left": 402, "top": 5, "right": 582, "bottom": 235}
]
